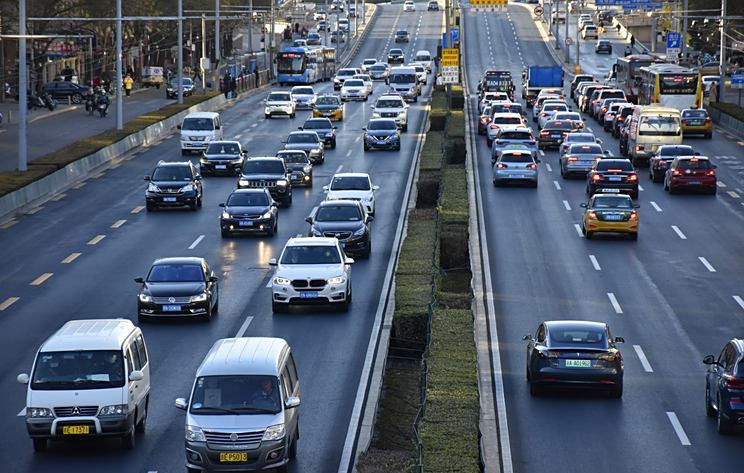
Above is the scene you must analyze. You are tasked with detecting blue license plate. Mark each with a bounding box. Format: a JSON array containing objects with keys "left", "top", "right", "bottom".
[
  {"left": 238, "top": 220, "right": 253, "bottom": 226},
  {"left": 551, "top": 134, "right": 561, "bottom": 138},
  {"left": 609, "top": 176, "right": 622, "bottom": 181},
  {"left": 605, "top": 215, "right": 622, "bottom": 221},
  {"left": 299, "top": 292, "right": 317, "bottom": 299},
  {"left": 163, "top": 197, "right": 177, "bottom": 202},
  {"left": 688, "top": 181, "right": 700, "bottom": 185},
  {"left": 511, "top": 174, "right": 525, "bottom": 178},
  {"left": 215, "top": 164, "right": 227, "bottom": 170},
  {"left": 162, "top": 305, "right": 181, "bottom": 311}
]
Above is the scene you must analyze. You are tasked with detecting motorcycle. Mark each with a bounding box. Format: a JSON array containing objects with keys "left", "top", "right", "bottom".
[
  {"left": 28, "top": 92, "right": 56, "bottom": 111},
  {"left": 85, "top": 88, "right": 109, "bottom": 117}
]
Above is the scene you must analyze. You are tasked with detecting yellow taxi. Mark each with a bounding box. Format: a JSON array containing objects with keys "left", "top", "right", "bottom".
[
  {"left": 680, "top": 108, "right": 713, "bottom": 139},
  {"left": 580, "top": 194, "right": 639, "bottom": 240},
  {"left": 313, "top": 94, "right": 345, "bottom": 121}
]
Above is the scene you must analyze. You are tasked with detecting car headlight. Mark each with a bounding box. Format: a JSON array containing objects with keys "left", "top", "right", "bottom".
[
  {"left": 274, "top": 276, "right": 291, "bottom": 285},
  {"left": 186, "top": 424, "right": 206, "bottom": 442},
  {"left": 353, "top": 226, "right": 366, "bottom": 236},
  {"left": 204, "top": 136, "right": 212, "bottom": 142},
  {"left": 231, "top": 158, "right": 243, "bottom": 164},
  {"left": 372, "top": 112, "right": 381, "bottom": 118},
  {"left": 364, "top": 195, "right": 374, "bottom": 202},
  {"left": 138, "top": 293, "right": 152, "bottom": 303},
  {"left": 147, "top": 183, "right": 160, "bottom": 193},
  {"left": 98, "top": 404, "right": 127, "bottom": 416},
  {"left": 27, "top": 407, "right": 54, "bottom": 418},
  {"left": 276, "top": 179, "right": 288, "bottom": 187},
  {"left": 262, "top": 211, "right": 273, "bottom": 219},
  {"left": 310, "top": 226, "right": 323, "bottom": 237},
  {"left": 189, "top": 293, "right": 208, "bottom": 303},
  {"left": 180, "top": 184, "right": 194, "bottom": 192},
  {"left": 239, "top": 179, "right": 250, "bottom": 187},
  {"left": 328, "top": 276, "right": 346, "bottom": 285},
  {"left": 303, "top": 165, "right": 312, "bottom": 173}
]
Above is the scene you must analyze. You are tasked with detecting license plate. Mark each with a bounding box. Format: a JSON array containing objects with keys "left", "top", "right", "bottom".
[
  {"left": 238, "top": 220, "right": 253, "bottom": 226},
  {"left": 565, "top": 359, "right": 592, "bottom": 368},
  {"left": 219, "top": 452, "right": 248, "bottom": 463},
  {"left": 511, "top": 174, "right": 525, "bottom": 178},
  {"left": 551, "top": 134, "right": 561, "bottom": 139},
  {"left": 62, "top": 425, "right": 90, "bottom": 435},
  {"left": 688, "top": 120, "right": 703, "bottom": 126},
  {"left": 602, "top": 188, "right": 620, "bottom": 193},
  {"left": 609, "top": 176, "right": 622, "bottom": 181},
  {"left": 215, "top": 164, "right": 227, "bottom": 170},
  {"left": 163, "top": 304, "right": 181, "bottom": 311},
  {"left": 604, "top": 214, "right": 622, "bottom": 221},
  {"left": 688, "top": 181, "right": 700, "bottom": 185},
  {"left": 163, "top": 197, "right": 177, "bottom": 202},
  {"left": 323, "top": 112, "right": 332, "bottom": 116},
  {"left": 299, "top": 292, "right": 317, "bottom": 299}
]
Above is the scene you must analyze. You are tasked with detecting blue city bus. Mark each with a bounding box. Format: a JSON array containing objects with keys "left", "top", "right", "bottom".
[{"left": 276, "top": 47, "right": 320, "bottom": 85}]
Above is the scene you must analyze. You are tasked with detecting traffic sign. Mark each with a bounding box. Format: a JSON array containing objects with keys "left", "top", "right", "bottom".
[
  {"left": 470, "top": 0, "right": 507, "bottom": 4},
  {"left": 450, "top": 27, "right": 459, "bottom": 43},
  {"left": 565, "top": 37, "right": 573, "bottom": 46},
  {"left": 441, "top": 48, "right": 459, "bottom": 84},
  {"left": 534, "top": 5, "right": 544, "bottom": 16},
  {"left": 732, "top": 74, "right": 744, "bottom": 90},
  {"left": 666, "top": 32, "right": 681, "bottom": 49}
]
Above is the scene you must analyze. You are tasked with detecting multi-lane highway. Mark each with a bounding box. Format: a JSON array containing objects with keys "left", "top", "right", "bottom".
[
  {"left": 0, "top": 3, "right": 441, "bottom": 471},
  {"left": 466, "top": 4, "right": 744, "bottom": 473}
]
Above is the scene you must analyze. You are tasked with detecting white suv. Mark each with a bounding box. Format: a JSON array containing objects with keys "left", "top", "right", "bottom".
[
  {"left": 270, "top": 237, "right": 354, "bottom": 312},
  {"left": 372, "top": 94, "right": 409, "bottom": 131},
  {"left": 333, "top": 68, "right": 361, "bottom": 90},
  {"left": 403, "top": 0, "right": 416, "bottom": 11},
  {"left": 264, "top": 90, "right": 296, "bottom": 119},
  {"left": 324, "top": 173, "right": 379, "bottom": 215}
]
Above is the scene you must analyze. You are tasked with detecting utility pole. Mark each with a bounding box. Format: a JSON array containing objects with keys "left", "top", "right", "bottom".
[
  {"left": 324, "top": 0, "right": 329, "bottom": 47},
  {"left": 215, "top": 0, "right": 221, "bottom": 64},
  {"left": 19, "top": 0, "right": 28, "bottom": 172},
  {"left": 719, "top": 0, "right": 726, "bottom": 102},
  {"left": 575, "top": 5, "right": 580, "bottom": 73},
  {"left": 202, "top": 14, "right": 207, "bottom": 92},
  {"left": 270, "top": 0, "right": 275, "bottom": 79},
  {"left": 248, "top": 0, "right": 253, "bottom": 52},
  {"left": 190, "top": 21, "right": 194, "bottom": 69},
  {"left": 555, "top": 0, "right": 561, "bottom": 50},
  {"left": 115, "top": 0, "right": 123, "bottom": 130},
  {"left": 354, "top": 0, "right": 358, "bottom": 37},
  {"left": 564, "top": 0, "right": 569, "bottom": 59},
  {"left": 681, "top": 0, "right": 688, "bottom": 58},
  {"left": 651, "top": 15, "right": 657, "bottom": 53},
  {"left": 178, "top": 0, "right": 184, "bottom": 104}
]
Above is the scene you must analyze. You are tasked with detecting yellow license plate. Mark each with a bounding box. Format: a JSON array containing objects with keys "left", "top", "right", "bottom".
[
  {"left": 62, "top": 425, "right": 90, "bottom": 435},
  {"left": 219, "top": 452, "right": 248, "bottom": 462}
]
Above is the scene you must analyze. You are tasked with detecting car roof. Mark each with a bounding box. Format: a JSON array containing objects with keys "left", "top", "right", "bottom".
[
  {"left": 286, "top": 236, "right": 339, "bottom": 246},
  {"left": 247, "top": 156, "right": 283, "bottom": 161},
  {"left": 492, "top": 112, "right": 521, "bottom": 118},
  {"left": 208, "top": 140, "right": 241, "bottom": 145},
  {"left": 544, "top": 320, "right": 607, "bottom": 331},
  {"left": 368, "top": 118, "right": 397, "bottom": 124},
  {"left": 599, "top": 158, "right": 632, "bottom": 165},
  {"left": 416, "top": 50, "right": 431, "bottom": 55},
  {"left": 184, "top": 111, "right": 219, "bottom": 118},
  {"left": 675, "top": 155, "right": 710, "bottom": 161},
  {"left": 40, "top": 319, "right": 138, "bottom": 353},
  {"left": 318, "top": 199, "right": 361, "bottom": 207},
  {"left": 152, "top": 256, "right": 205, "bottom": 266},
  {"left": 230, "top": 188, "right": 271, "bottom": 195},
  {"left": 155, "top": 160, "right": 191, "bottom": 167},
  {"left": 196, "top": 337, "right": 290, "bottom": 377},
  {"left": 333, "top": 172, "right": 370, "bottom": 178},
  {"left": 378, "top": 94, "right": 404, "bottom": 100}
]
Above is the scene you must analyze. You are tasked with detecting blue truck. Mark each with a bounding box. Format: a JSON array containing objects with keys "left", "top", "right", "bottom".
[{"left": 522, "top": 66, "right": 564, "bottom": 108}]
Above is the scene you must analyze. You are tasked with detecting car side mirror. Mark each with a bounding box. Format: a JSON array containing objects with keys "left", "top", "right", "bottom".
[
  {"left": 345, "top": 257, "right": 355, "bottom": 265},
  {"left": 614, "top": 337, "right": 625, "bottom": 344},
  {"left": 713, "top": 164, "right": 718, "bottom": 169},
  {"left": 596, "top": 138, "right": 603, "bottom": 145},
  {"left": 144, "top": 176, "right": 151, "bottom": 181},
  {"left": 271, "top": 200, "right": 279, "bottom": 207},
  {"left": 194, "top": 175, "right": 202, "bottom": 180},
  {"left": 366, "top": 215, "right": 374, "bottom": 223},
  {"left": 603, "top": 150, "right": 612, "bottom": 156},
  {"left": 134, "top": 277, "right": 144, "bottom": 284},
  {"left": 536, "top": 159, "right": 541, "bottom": 163},
  {"left": 17, "top": 373, "right": 29, "bottom": 384},
  {"left": 333, "top": 126, "right": 338, "bottom": 129},
  {"left": 176, "top": 124, "right": 182, "bottom": 130},
  {"left": 322, "top": 185, "right": 329, "bottom": 192},
  {"left": 215, "top": 125, "right": 220, "bottom": 130},
  {"left": 703, "top": 355, "right": 716, "bottom": 365},
  {"left": 305, "top": 216, "right": 313, "bottom": 224},
  {"left": 522, "top": 334, "right": 532, "bottom": 341},
  {"left": 298, "top": 127, "right": 304, "bottom": 130},
  {"left": 209, "top": 276, "right": 218, "bottom": 283},
  {"left": 129, "top": 370, "right": 144, "bottom": 382},
  {"left": 175, "top": 398, "right": 188, "bottom": 410},
  {"left": 285, "top": 396, "right": 301, "bottom": 409},
  {"left": 372, "top": 185, "right": 380, "bottom": 191},
  {"left": 362, "top": 127, "right": 366, "bottom": 131},
  {"left": 633, "top": 203, "right": 640, "bottom": 209},
  {"left": 219, "top": 203, "right": 225, "bottom": 207},
  {"left": 269, "top": 258, "right": 278, "bottom": 266}
]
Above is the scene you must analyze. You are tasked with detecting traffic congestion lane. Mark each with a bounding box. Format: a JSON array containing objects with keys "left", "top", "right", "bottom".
[
  {"left": 466, "top": 5, "right": 744, "bottom": 473},
  {"left": 0, "top": 3, "right": 442, "bottom": 471}
]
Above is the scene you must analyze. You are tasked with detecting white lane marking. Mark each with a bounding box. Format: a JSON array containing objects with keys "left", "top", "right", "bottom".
[
  {"left": 51, "top": 193, "right": 67, "bottom": 201},
  {"left": 717, "top": 181, "right": 727, "bottom": 188},
  {"left": 539, "top": 150, "right": 545, "bottom": 156},
  {"left": 698, "top": 257, "right": 716, "bottom": 273},
  {"left": 553, "top": 180, "right": 561, "bottom": 190},
  {"left": 61, "top": 253, "right": 81, "bottom": 264},
  {"left": 87, "top": 235, "right": 106, "bottom": 245},
  {"left": 545, "top": 163, "right": 552, "bottom": 172},
  {"left": 607, "top": 292, "right": 623, "bottom": 314},
  {"left": 235, "top": 316, "right": 255, "bottom": 338},
  {"left": 727, "top": 191, "right": 740, "bottom": 199},
  {"left": 25, "top": 206, "right": 43, "bottom": 215},
  {"left": 335, "top": 165, "right": 344, "bottom": 173},
  {"left": 30, "top": 273, "right": 53, "bottom": 286},
  {"left": 0, "top": 297, "right": 20, "bottom": 311},
  {"left": 188, "top": 235, "right": 205, "bottom": 250},
  {"left": 589, "top": 255, "right": 601, "bottom": 271},
  {"left": 0, "top": 219, "right": 17, "bottom": 229},
  {"left": 111, "top": 219, "right": 127, "bottom": 229},
  {"left": 733, "top": 295, "right": 744, "bottom": 311},
  {"left": 562, "top": 200, "right": 571, "bottom": 211},
  {"left": 633, "top": 345, "right": 654, "bottom": 372},
  {"left": 346, "top": 149, "right": 353, "bottom": 157},
  {"left": 17, "top": 408, "right": 26, "bottom": 417},
  {"left": 251, "top": 123, "right": 258, "bottom": 128},
  {"left": 355, "top": 135, "right": 362, "bottom": 143},
  {"left": 671, "top": 225, "right": 687, "bottom": 240},
  {"left": 638, "top": 184, "right": 645, "bottom": 192},
  {"left": 266, "top": 279, "right": 273, "bottom": 288},
  {"left": 587, "top": 127, "right": 593, "bottom": 133},
  {"left": 650, "top": 201, "right": 662, "bottom": 212},
  {"left": 573, "top": 223, "right": 583, "bottom": 237},
  {"left": 666, "top": 412, "right": 691, "bottom": 446},
  {"left": 131, "top": 206, "right": 145, "bottom": 214}
]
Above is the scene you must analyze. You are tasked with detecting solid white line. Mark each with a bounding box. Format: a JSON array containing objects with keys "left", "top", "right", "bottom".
[
  {"left": 545, "top": 163, "right": 552, "bottom": 172},
  {"left": 355, "top": 135, "right": 361, "bottom": 143},
  {"left": 335, "top": 164, "right": 344, "bottom": 173},
  {"left": 562, "top": 200, "right": 571, "bottom": 210},
  {"left": 589, "top": 254, "right": 601, "bottom": 271},
  {"left": 111, "top": 219, "right": 127, "bottom": 229},
  {"left": 0, "top": 297, "right": 20, "bottom": 311},
  {"left": 553, "top": 180, "right": 561, "bottom": 190},
  {"left": 574, "top": 223, "right": 583, "bottom": 237},
  {"left": 30, "top": 273, "right": 53, "bottom": 286},
  {"left": 87, "top": 235, "right": 106, "bottom": 245},
  {"left": 727, "top": 191, "right": 740, "bottom": 199},
  {"left": 607, "top": 292, "right": 623, "bottom": 314},
  {"left": 650, "top": 201, "right": 662, "bottom": 212},
  {"left": 733, "top": 295, "right": 744, "bottom": 311},
  {"left": 266, "top": 279, "right": 273, "bottom": 288},
  {"left": 698, "top": 256, "right": 716, "bottom": 273},
  {"left": 633, "top": 345, "right": 654, "bottom": 372},
  {"left": 235, "top": 316, "right": 254, "bottom": 338},
  {"left": 666, "top": 412, "right": 691, "bottom": 446},
  {"left": 61, "top": 253, "right": 82, "bottom": 264},
  {"left": 671, "top": 225, "right": 687, "bottom": 240},
  {"left": 188, "top": 235, "right": 205, "bottom": 250}
]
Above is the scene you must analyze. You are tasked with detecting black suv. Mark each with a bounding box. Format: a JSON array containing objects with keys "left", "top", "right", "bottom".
[
  {"left": 306, "top": 200, "right": 373, "bottom": 257},
  {"left": 200, "top": 140, "right": 245, "bottom": 176},
  {"left": 586, "top": 158, "right": 639, "bottom": 198},
  {"left": 219, "top": 188, "right": 278, "bottom": 237},
  {"left": 300, "top": 118, "right": 337, "bottom": 148},
  {"left": 237, "top": 157, "right": 293, "bottom": 206},
  {"left": 135, "top": 257, "right": 219, "bottom": 322},
  {"left": 387, "top": 49, "right": 404, "bottom": 64},
  {"left": 704, "top": 339, "right": 744, "bottom": 434},
  {"left": 277, "top": 150, "right": 313, "bottom": 187},
  {"left": 42, "top": 81, "right": 91, "bottom": 103},
  {"left": 145, "top": 160, "right": 203, "bottom": 211}
]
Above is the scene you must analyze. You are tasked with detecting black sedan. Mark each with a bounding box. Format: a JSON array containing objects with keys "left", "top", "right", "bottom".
[
  {"left": 219, "top": 188, "right": 278, "bottom": 237},
  {"left": 301, "top": 117, "right": 337, "bottom": 148},
  {"left": 387, "top": 48, "right": 405, "bottom": 64},
  {"left": 595, "top": 39, "right": 612, "bottom": 54},
  {"left": 277, "top": 150, "right": 313, "bottom": 187},
  {"left": 42, "top": 81, "right": 91, "bottom": 104},
  {"left": 135, "top": 257, "right": 219, "bottom": 322},
  {"left": 586, "top": 158, "right": 639, "bottom": 198},
  {"left": 363, "top": 119, "right": 401, "bottom": 151},
  {"left": 306, "top": 200, "right": 373, "bottom": 257},
  {"left": 199, "top": 140, "right": 245, "bottom": 176},
  {"left": 524, "top": 320, "right": 624, "bottom": 397},
  {"left": 145, "top": 161, "right": 203, "bottom": 211},
  {"left": 537, "top": 120, "right": 575, "bottom": 150}
]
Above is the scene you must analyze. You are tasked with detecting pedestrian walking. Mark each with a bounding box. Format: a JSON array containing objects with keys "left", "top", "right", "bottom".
[
  {"left": 223, "top": 71, "right": 231, "bottom": 99},
  {"left": 630, "top": 35, "right": 635, "bottom": 48},
  {"left": 231, "top": 76, "right": 237, "bottom": 98},
  {"left": 616, "top": 24, "right": 621, "bottom": 35},
  {"left": 123, "top": 74, "right": 134, "bottom": 97}
]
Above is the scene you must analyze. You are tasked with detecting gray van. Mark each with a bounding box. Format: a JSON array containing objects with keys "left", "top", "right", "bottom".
[{"left": 176, "top": 337, "right": 300, "bottom": 472}]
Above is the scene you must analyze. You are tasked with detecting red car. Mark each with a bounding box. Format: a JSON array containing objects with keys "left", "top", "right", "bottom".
[{"left": 664, "top": 156, "right": 717, "bottom": 195}]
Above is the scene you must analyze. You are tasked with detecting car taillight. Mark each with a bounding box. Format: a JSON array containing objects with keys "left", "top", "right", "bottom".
[
  {"left": 723, "top": 374, "right": 744, "bottom": 390},
  {"left": 672, "top": 169, "right": 682, "bottom": 176},
  {"left": 681, "top": 119, "right": 688, "bottom": 125},
  {"left": 600, "top": 352, "right": 622, "bottom": 361},
  {"left": 587, "top": 211, "right": 598, "bottom": 220},
  {"left": 567, "top": 157, "right": 578, "bottom": 162},
  {"left": 481, "top": 117, "right": 488, "bottom": 123},
  {"left": 527, "top": 163, "right": 537, "bottom": 169},
  {"left": 706, "top": 170, "right": 716, "bottom": 176},
  {"left": 592, "top": 174, "right": 602, "bottom": 181},
  {"left": 705, "top": 119, "right": 712, "bottom": 125},
  {"left": 541, "top": 112, "right": 548, "bottom": 117},
  {"left": 577, "top": 122, "right": 584, "bottom": 128},
  {"left": 495, "top": 140, "right": 505, "bottom": 145},
  {"left": 490, "top": 124, "right": 500, "bottom": 130},
  {"left": 540, "top": 130, "right": 549, "bottom": 136},
  {"left": 635, "top": 145, "right": 644, "bottom": 151},
  {"left": 601, "top": 107, "right": 607, "bottom": 113},
  {"left": 497, "top": 163, "right": 508, "bottom": 168},
  {"left": 628, "top": 174, "right": 638, "bottom": 181},
  {"left": 629, "top": 211, "right": 638, "bottom": 221},
  {"left": 618, "top": 116, "right": 625, "bottom": 121}
]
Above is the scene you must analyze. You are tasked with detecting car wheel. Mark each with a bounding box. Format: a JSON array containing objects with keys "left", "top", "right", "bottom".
[
  {"left": 189, "top": 201, "right": 198, "bottom": 211},
  {"left": 267, "top": 221, "right": 275, "bottom": 236},
  {"left": 486, "top": 138, "right": 492, "bottom": 146},
  {"left": 181, "top": 148, "right": 188, "bottom": 156},
  {"left": 197, "top": 195, "right": 202, "bottom": 207},
  {"left": 629, "top": 232, "right": 638, "bottom": 241},
  {"left": 146, "top": 203, "right": 154, "bottom": 212},
  {"left": 364, "top": 144, "right": 370, "bottom": 151},
  {"left": 135, "top": 400, "right": 148, "bottom": 433},
  {"left": 705, "top": 132, "right": 713, "bottom": 139},
  {"left": 221, "top": 229, "right": 230, "bottom": 238},
  {"left": 71, "top": 93, "right": 82, "bottom": 104},
  {"left": 403, "top": 123, "right": 408, "bottom": 132},
  {"left": 706, "top": 383, "right": 716, "bottom": 417},
  {"left": 529, "top": 380, "right": 542, "bottom": 396},
  {"left": 338, "top": 297, "right": 349, "bottom": 312},
  {"left": 272, "top": 301, "right": 287, "bottom": 314},
  {"left": 395, "top": 143, "right": 401, "bottom": 151},
  {"left": 585, "top": 230, "right": 594, "bottom": 239},
  {"left": 717, "top": 395, "right": 734, "bottom": 434},
  {"left": 332, "top": 139, "right": 337, "bottom": 149},
  {"left": 32, "top": 438, "right": 48, "bottom": 452},
  {"left": 288, "top": 430, "right": 299, "bottom": 459},
  {"left": 290, "top": 112, "right": 296, "bottom": 119},
  {"left": 265, "top": 114, "right": 271, "bottom": 119},
  {"left": 122, "top": 419, "right": 136, "bottom": 449}
]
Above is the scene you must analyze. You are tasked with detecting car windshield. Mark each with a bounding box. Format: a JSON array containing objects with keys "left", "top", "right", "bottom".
[
  {"left": 416, "top": 54, "right": 431, "bottom": 61},
  {"left": 181, "top": 118, "right": 214, "bottom": 131},
  {"left": 363, "top": 59, "right": 377, "bottom": 65},
  {"left": 389, "top": 49, "right": 403, "bottom": 55},
  {"left": 152, "top": 166, "right": 192, "bottom": 181},
  {"left": 170, "top": 79, "right": 193, "bottom": 88},
  {"left": 597, "top": 161, "right": 633, "bottom": 171},
  {"left": 549, "top": 327, "right": 608, "bottom": 349},
  {"left": 344, "top": 80, "right": 364, "bottom": 87},
  {"left": 331, "top": 176, "right": 371, "bottom": 190},
  {"left": 501, "top": 153, "right": 534, "bottom": 163},
  {"left": 288, "top": 133, "right": 319, "bottom": 144},
  {"left": 396, "top": 31, "right": 408, "bottom": 36},
  {"left": 682, "top": 110, "right": 709, "bottom": 118},
  {"left": 368, "top": 120, "right": 397, "bottom": 130},
  {"left": 500, "top": 131, "right": 532, "bottom": 140},
  {"left": 592, "top": 196, "right": 633, "bottom": 209},
  {"left": 278, "top": 152, "right": 308, "bottom": 163},
  {"left": 316, "top": 204, "right": 363, "bottom": 222},
  {"left": 206, "top": 143, "right": 240, "bottom": 155},
  {"left": 147, "top": 263, "right": 204, "bottom": 282},
  {"left": 545, "top": 121, "right": 574, "bottom": 130},
  {"left": 639, "top": 115, "right": 680, "bottom": 136},
  {"left": 227, "top": 192, "right": 269, "bottom": 206},
  {"left": 371, "top": 65, "right": 387, "bottom": 71},
  {"left": 31, "top": 350, "right": 125, "bottom": 390},
  {"left": 268, "top": 92, "right": 290, "bottom": 101},
  {"left": 659, "top": 146, "right": 694, "bottom": 156},
  {"left": 377, "top": 99, "right": 404, "bottom": 108},
  {"left": 677, "top": 159, "right": 712, "bottom": 170},
  {"left": 571, "top": 144, "right": 602, "bottom": 154},
  {"left": 281, "top": 245, "right": 341, "bottom": 264},
  {"left": 303, "top": 120, "right": 331, "bottom": 130},
  {"left": 338, "top": 69, "right": 356, "bottom": 77},
  {"left": 493, "top": 116, "right": 522, "bottom": 125},
  {"left": 566, "top": 134, "right": 594, "bottom": 143},
  {"left": 189, "top": 375, "right": 281, "bottom": 415},
  {"left": 317, "top": 96, "right": 340, "bottom": 105},
  {"left": 493, "top": 104, "right": 522, "bottom": 114},
  {"left": 292, "top": 87, "right": 314, "bottom": 95},
  {"left": 242, "top": 160, "right": 285, "bottom": 174},
  {"left": 601, "top": 91, "right": 625, "bottom": 99}
]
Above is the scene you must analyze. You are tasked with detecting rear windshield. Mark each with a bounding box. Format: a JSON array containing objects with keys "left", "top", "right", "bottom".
[
  {"left": 549, "top": 327, "right": 608, "bottom": 349},
  {"left": 543, "top": 104, "right": 568, "bottom": 112},
  {"left": 227, "top": 192, "right": 269, "bottom": 206},
  {"left": 570, "top": 144, "right": 602, "bottom": 154},
  {"left": 500, "top": 131, "right": 532, "bottom": 140},
  {"left": 331, "top": 176, "right": 370, "bottom": 190},
  {"left": 659, "top": 145, "right": 694, "bottom": 156},
  {"left": 597, "top": 161, "right": 633, "bottom": 171},
  {"left": 682, "top": 109, "right": 709, "bottom": 118},
  {"left": 493, "top": 116, "right": 522, "bottom": 125},
  {"left": 639, "top": 115, "right": 680, "bottom": 136},
  {"left": 592, "top": 196, "right": 633, "bottom": 209},
  {"left": 566, "top": 134, "right": 595, "bottom": 142},
  {"left": 677, "top": 159, "right": 712, "bottom": 170},
  {"left": 281, "top": 245, "right": 341, "bottom": 264},
  {"left": 500, "top": 153, "right": 534, "bottom": 163},
  {"left": 545, "top": 121, "right": 574, "bottom": 130},
  {"left": 493, "top": 104, "right": 522, "bottom": 114},
  {"left": 600, "top": 91, "right": 626, "bottom": 99}
]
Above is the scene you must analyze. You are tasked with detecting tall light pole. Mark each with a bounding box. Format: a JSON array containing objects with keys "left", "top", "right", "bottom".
[
  {"left": 564, "top": 0, "right": 569, "bottom": 61},
  {"left": 215, "top": 0, "right": 220, "bottom": 63},
  {"left": 115, "top": 0, "right": 123, "bottom": 130},
  {"left": 719, "top": 0, "right": 726, "bottom": 102},
  {"left": 202, "top": 14, "right": 207, "bottom": 92},
  {"left": 681, "top": 0, "right": 688, "bottom": 58},
  {"left": 178, "top": 0, "right": 184, "bottom": 104},
  {"left": 18, "top": 0, "right": 27, "bottom": 172}
]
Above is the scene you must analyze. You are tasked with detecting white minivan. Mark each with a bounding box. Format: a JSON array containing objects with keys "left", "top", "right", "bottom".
[
  {"left": 176, "top": 337, "right": 300, "bottom": 472},
  {"left": 18, "top": 319, "right": 150, "bottom": 452},
  {"left": 388, "top": 66, "right": 420, "bottom": 102},
  {"left": 179, "top": 111, "right": 223, "bottom": 155}
]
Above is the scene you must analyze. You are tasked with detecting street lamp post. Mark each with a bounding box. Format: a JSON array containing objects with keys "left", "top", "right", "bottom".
[
  {"left": 178, "top": 0, "right": 184, "bottom": 104},
  {"left": 115, "top": 0, "right": 123, "bottom": 130},
  {"left": 19, "top": 0, "right": 28, "bottom": 172}
]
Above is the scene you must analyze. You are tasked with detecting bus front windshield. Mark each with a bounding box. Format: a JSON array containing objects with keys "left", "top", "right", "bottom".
[{"left": 278, "top": 53, "right": 306, "bottom": 74}]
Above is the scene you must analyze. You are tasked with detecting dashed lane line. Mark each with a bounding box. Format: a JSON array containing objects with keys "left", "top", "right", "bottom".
[
  {"left": 562, "top": 200, "right": 571, "bottom": 211},
  {"left": 25, "top": 206, "right": 43, "bottom": 215},
  {"left": 131, "top": 206, "right": 145, "bottom": 214},
  {"left": 727, "top": 191, "right": 740, "bottom": 199},
  {"left": 633, "top": 345, "right": 654, "bottom": 372},
  {"left": 573, "top": 223, "right": 583, "bottom": 237},
  {"left": 50, "top": 193, "right": 66, "bottom": 201},
  {"left": 717, "top": 181, "right": 727, "bottom": 188},
  {"left": 545, "top": 163, "right": 552, "bottom": 172},
  {"left": 607, "top": 292, "right": 623, "bottom": 314},
  {"left": 733, "top": 295, "right": 744, "bottom": 311},
  {"left": 87, "top": 235, "right": 106, "bottom": 245},
  {"left": 666, "top": 412, "right": 691, "bottom": 446},
  {"left": 235, "top": 316, "right": 255, "bottom": 338},
  {"left": 0, "top": 297, "right": 20, "bottom": 311},
  {"left": 188, "top": 235, "right": 205, "bottom": 250},
  {"left": 589, "top": 255, "right": 601, "bottom": 271},
  {"left": 61, "top": 253, "right": 81, "bottom": 264},
  {"left": 671, "top": 225, "right": 687, "bottom": 240},
  {"left": 698, "top": 257, "right": 716, "bottom": 273},
  {"left": 553, "top": 180, "right": 561, "bottom": 190},
  {"left": 111, "top": 219, "right": 127, "bottom": 229},
  {"left": 0, "top": 220, "right": 18, "bottom": 229},
  {"left": 30, "top": 273, "right": 53, "bottom": 286},
  {"left": 650, "top": 201, "right": 662, "bottom": 212}
]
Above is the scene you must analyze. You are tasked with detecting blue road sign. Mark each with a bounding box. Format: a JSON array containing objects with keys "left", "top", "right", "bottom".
[
  {"left": 450, "top": 28, "right": 459, "bottom": 43},
  {"left": 732, "top": 74, "right": 744, "bottom": 88},
  {"left": 666, "top": 32, "right": 681, "bottom": 50}
]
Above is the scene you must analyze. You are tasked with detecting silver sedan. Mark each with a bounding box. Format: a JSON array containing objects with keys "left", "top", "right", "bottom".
[{"left": 492, "top": 150, "right": 540, "bottom": 187}]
